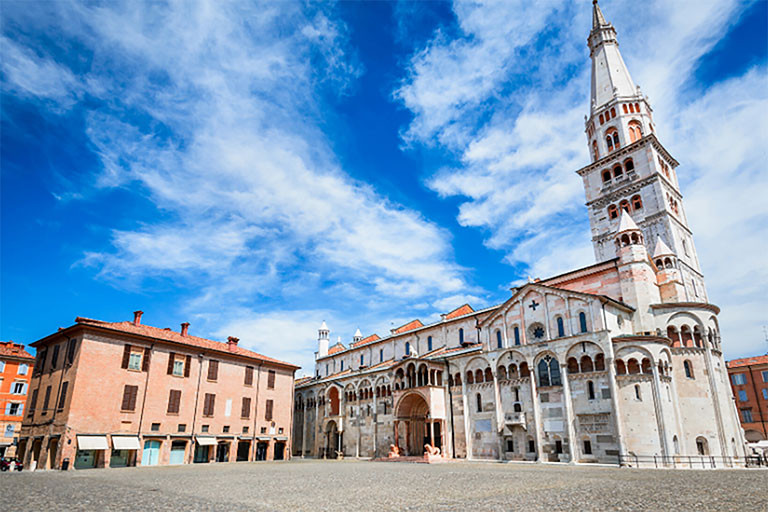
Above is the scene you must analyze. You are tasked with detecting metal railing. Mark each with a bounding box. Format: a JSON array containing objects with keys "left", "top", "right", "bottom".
[{"left": 617, "top": 453, "right": 766, "bottom": 469}]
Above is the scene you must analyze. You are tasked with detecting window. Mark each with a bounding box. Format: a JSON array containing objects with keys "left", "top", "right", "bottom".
[
  {"left": 631, "top": 195, "right": 643, "bottom": 210},
  {"left": 634, "top": 384, "right": 642, "bottom": 401},
  {"left": 613, "top": 164, "right": 623, "bottom": 178},
  {"left": 121, "top": 385, "right": 138, "bottom": 412},
  {"left": 379, "top": 349, "right": 384, "bottom": 363},
  {"left": 223, "top": 426, "right": 230, "bottom": 433},
  {"left": 459, "top": 328, "right": 464, "bottom": 345},
  {"left": 6, "top": 403, "right": 22, "bottom": 416},
  {"left": 583, "top": 440, "right": 592, "bottom": 455},
  {"left": 242, "top": 426, "right": 249, "bottom": 434},
  {"left": 762, "top": 389, "right": 768, "bottom": 400},
  {"left": 528, "top": 439, "right": 535, "bottom": 453},
  {"left": 35, "top": 347, "right": 48, "bottom": 374},
  {"left": 167, "top": 389, "right": 182, "bottom": 414},
  {"left": 360, "top": 354, "right": 364, "bottom": 366},
  {"left": 476, "top": 393, "right": 482, "bottom": 413},
  {"left": 405, "top": 342, "right": 410, "bottom": 356},
  {"left": 684, "top": 360, "right": 694, "bottom": 379},
  {"left": 592, "top": 140, "right": 599, "bottom": 160},
  {"left": 207, "top": 360, "right": 219, "bottom": 381},
  {"left": 245, "top": 366, "right": 254, "bottom": 386},
  {"left": 267, "top": 370, "right": 276, "bottom": 389},
  {"left": 555, "top": 440, "right": 563, "bottom": 454},
  {"left": 278, "top": 427, "right": 284, "bottom": 434},
  {"left": 51, "top": 345, "right": 60, "bottom": 369},
  {"left": 602, "top": 170, "right": 611, "bottom": 183},
  {"left": 0, "top": 360, "right": 4, "bottom": 372},
  {"left": 57, "top": 381, "right": 69, "bottom": 411},
  {"left": 507, "top": 439, "right": 514, "bottom": 452},
  {"left": 579, "top": 312, "right": 588, "bottom": 333},
  {"left": 538, "top": 356, "right": 561, "bottom": 387},
  {"left": 260, "top": 427, "right": 267, "bottom": 434},
  {"left": 762, "top": 370, "right": 768, "bottom": 383},
  {"left": 628, "top": 120, "right": 643, "bottom": 143},
  {"left": 241, "top": 397, "right": 251, "bottom": 419},
  {"left": 167, "top": 352, "right": 189, "bottom": 377},
  {"left": 340, "top": 361, "right": 344, "bottom": 371},
  {"left": 178, "top": 424, "right": 186, "bottom": 433},
  {"left": 556, "top": 317, "right": 565, "bottom": 337},
  {"left": 608, "top": 204, "right": 619, "bottom": 219},
  {"left": 619, "top": 199, "right": 630, "bottom": 213},
  {"left": 173, "top": 359, "right": 185, "bottom": 376},
  {"left": 202, "top": 425, "right": 209, "bottom": 433},
  {"left": 514, "top": 327, "right": 521, "bottom": 345},
  {"left": 151, "top": 423, "right": 160, "bottom": 431},
  {"left": 11, "top": 381, "right": 25, "bottom": 394},
  {"left": 731, "top": 373, "right": 747, "bottom": 386},
  {"left": 5, "top": 425, "right": 14, "bottom": 437},
  {"left": 265, "top": 399, "right": 274, "bottom": 421},
  {"left": 587, "top": 380, "right": 595, "bottom": 400},
  {"left": 203, "top": 393, "right": 216, "bottom": 417},
  {"left": 737, "top": 389, "right": 748, "bottom": 402},
  {"left": 128, "top": 352, "right": 142, "bottom": 371},
  {"left": 496, "top": 330, "right": 503, "bottom": 349},
  {"left": 605, "top": 128, "right": 619, "bottom": 152}
]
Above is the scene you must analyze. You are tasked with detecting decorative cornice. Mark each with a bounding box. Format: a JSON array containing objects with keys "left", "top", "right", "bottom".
[{"left": 650, "top": 302, "right": 720, "bottom": 315}]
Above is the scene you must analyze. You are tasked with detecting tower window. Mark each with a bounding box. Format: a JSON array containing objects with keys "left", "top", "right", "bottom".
[
  {"left": 605, "top": 128, "right": 620, "bottom": 152},
  {"left": 459, "top": 328, "right": 464, "bottom": 345},
  {"left": 476, "top": 393, "right": 482, "bottom": 413},
  {"left": 684, "top": 360, "right": 694, "bottom": 379},
  {"left": 602, "top": 170, "right": 611, "bottom": 183},
  {"left": 628, "top": 120, "right": 643, "bottom": 143},
  {"left": 427, "top": 336, "right": 433, "bottom": 352},
  {"left": 622, "top": 104, "right": 628, "bottom": 114},
  {"left": 360, "top": 355, "right": 364, "bottom": 366},
  {"left": 612, "top": 164, "right": 623, "bottom": 178},
  {"left": 380, "top": 349, "right": 383, "bottom": 363},
  {"left": 610, "top": 107, "right": 616, "bottom": 118},
  {"left": 631, "top": 195, "right": 643, "bottom": 210},
  {"left": 587, "top": 380, "right": 595, "bottom": 400},
  {"left": 608, "top": 205, "right": 619, "bottom": 219},
  {"left": 592, "top": 140, "right": 599, "bottom": 161},
  {"left": 624, "top": 158, "right": 634, "bottom": 173},
  {"left": 619, "top": 200, "right": 630, "bottom": 213},
  {"left": 599, "top": 113, "right": 604, "bottom": 124},
  {"left": 405, "top": 342, "right": 410, "bottom": 356}
]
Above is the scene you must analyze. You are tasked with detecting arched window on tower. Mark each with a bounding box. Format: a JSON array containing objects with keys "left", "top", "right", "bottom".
[
  {"left": 599, "top": 113, "right": 604, "bottom": 124},
  {"left": 619, "top": 199, "right": 631, "bottom": 213},
  {"left": 631, "top": 195, "right": 643, "bottom": 210},
  {"left": 608, "top": 204, "right": 619, "bottom": 219},
  {"left": 458, "top": 328, "right": 464, "bottom": 345},
  {"left": 602, "top": 169, "right": 611, "bottom": 183},
  {"left": 624, "top": 158, "right": 634, "bottom": 173},
  {"left": 628, "top": 120, "right": 643, "bottom": 143},
  {"left": 476, "top": 393, "right": 483, "bottom": 413},
  {"left": 613, "top": 164, "right": 623, "bottom": 178},
  {"left": 684, "top": 360, "right": 694, "bottom": 379},
  {"left": 593, "top": 140, "right": 599, "bottom": 161},
  {"left": 587, "top": 380, "right": 595, "bottom": 400},
  {"left": 610, "top": 107, "right": 616, "bottom": 118},
  {"left": 427, "top": 336, "right": 433, "bottom": 352},
  {"left": 605, "top": 128, "right": 620, "bottom": 152},
  {"left": 405, "top": 342, "right": 410, "bottom": 356},
  {"left": 622, "top": 104, "right": 628, "bottom": 114}
]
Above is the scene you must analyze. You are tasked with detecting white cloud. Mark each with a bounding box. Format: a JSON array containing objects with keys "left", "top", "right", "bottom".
[{"left": 397, "top": 0, "right": 767, "bottom": 358}]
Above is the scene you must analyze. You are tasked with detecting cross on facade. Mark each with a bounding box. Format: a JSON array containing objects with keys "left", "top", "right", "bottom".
[{"left": 529, "top": 300, "right": 540, "bottom": 311}]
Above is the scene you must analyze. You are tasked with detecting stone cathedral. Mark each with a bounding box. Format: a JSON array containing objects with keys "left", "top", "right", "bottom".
[{"left": 292, "top": 2, "right": 745, "bottom": 465}]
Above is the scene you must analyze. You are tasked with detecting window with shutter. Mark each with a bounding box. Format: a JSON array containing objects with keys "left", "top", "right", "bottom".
[
  {"left": 265, "top": 399, "right": 274, "bottom": 421},
  {"left": 121, "top": 385, "right": 139, "bottom": 411},
  {"left": 28, "top": 389, "right": 38, "bottom": 417},
  {"left": 35, "top": 348, "right": 48, "bottom": 375},
  {"left": 267, "top": 370, "right": 275, "bottom": 389},
  {"left": 122, "top": 344, "right": 132, "bottom": 369},
  {"left": 42, "top": 385, "right": 52, "bottom": 415},
  {"left": 184, "top": 355, "right": 191, "bottom": 377},
  {"left": 167, "top": 352, "right": 177, "bottom": 375},
  {"left": 57, "top": 382, "right": 69, "bottom": 411},
  {"left": 168, "top": 389, "right": 181, "bottom": 414},
  {"left": 208, "top": 360, "right": 219, "bottom": 381},
  {"left": 67, "top": 338, "right": 77, "bottom": 364},
  {"left": 241, "top": 397, "right": 251, "bottom": 419},
  {"left": 245, "top": 366, "right": 254, "bottom": 386},
  {"left": 142, "top": 347, "right": 151, "bottom": 372},
  {"left": 204, "top": 393, "right": 215, "bottom": 417},
  {"left": 51, "top": 345, "right": 60, "bottom": 369}
]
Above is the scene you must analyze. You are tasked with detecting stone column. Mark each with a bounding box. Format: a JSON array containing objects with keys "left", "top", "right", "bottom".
[
  {"left": 605, "top": 354, "right": 628, "bottom": 458},
  {"left": 650, "top": 363, "right": 669, "bottom": 457},
  {"left": 491, "top": 360, "right": 505, "bottom": 461},
  {"left": 560, "top": 364, "right": 578, "bottom": 463},
  {"left": 461, "top": 369, "right": 472, "bottom": 459},
  {"left": 529, "top": 368, "right": 546, "bottom": 462}
]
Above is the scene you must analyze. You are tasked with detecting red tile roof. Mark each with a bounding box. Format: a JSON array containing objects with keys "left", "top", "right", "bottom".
[
  {"left": 43, "top": 317, "right": 298, "bottom": 369},
  {"left": 727, "top": 355, "right": 768, "bottom": 369},
  {"left": 444, "top": 304, "right": 474, "bottom": 319},
  {"left": 328, "top": 342, "right": 347, "bottom": 355},
  {"left": 392, "top": 319, "right": 423, "bottom": 334},
  {"left": 0, "top": 341, "right": 34, "bottom": 360},
  {"left": 352, "top": 334, "right": 380, "bottom": 348}
]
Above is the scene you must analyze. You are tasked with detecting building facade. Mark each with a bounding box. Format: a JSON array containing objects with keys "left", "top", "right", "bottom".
[
  {"left": 292, "top": 2, "right": 746, "bottom": 467},
  {"left": 727, "top": 355, "right": 768, "bottom": 442},
  {"left": 18, "top": 311, "right": 298, "bottom": 470},
  {"left": 0, "top": 341, "right": 35, "bottom": 458}
]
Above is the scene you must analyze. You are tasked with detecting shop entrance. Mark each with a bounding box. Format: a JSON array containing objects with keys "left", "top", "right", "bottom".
[
  {"left": 236, "top": 441, "right": 251, "bottom": 462},
  {"left": 216, "top": 442, "right": 230, "bottom": 462},
  {"left": 255, "top": 442, "right": 268, "bottom": 461}
]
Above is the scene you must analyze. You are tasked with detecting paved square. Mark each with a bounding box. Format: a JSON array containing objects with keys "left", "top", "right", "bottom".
[{"left": 3, "top": 460, "right": 766, "bottom": 511}]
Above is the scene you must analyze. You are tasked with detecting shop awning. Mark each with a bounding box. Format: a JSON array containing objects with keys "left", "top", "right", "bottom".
[
  {"left": 256, "top": 436, "right": 271, "bottom": 441},
  {"left": 275, "top": 437, "right": 288, "bottom": 441},
  {"left": 195, "top": 436, "right": 217, "bottom": 446},
  {"left": 77, "top": 435, "right": 109, "bottom": 450},
  {"left": 112, "top": 436, "right": 140, "bottom": 450}
]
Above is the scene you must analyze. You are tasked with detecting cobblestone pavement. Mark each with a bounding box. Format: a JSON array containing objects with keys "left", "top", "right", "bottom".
[{"left": 2, "top": 459, "right": 766, "bottom": 511}]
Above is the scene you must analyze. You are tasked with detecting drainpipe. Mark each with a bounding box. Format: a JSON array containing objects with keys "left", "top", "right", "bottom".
[
  {"left": 444, "top": 359, "right": 456, "bottom": 459},
  {"left": 189, "top": 353, "right": 205, "bottom": 464},
  {"left": 136, "top": 343, "right": 155, "bottom": 467},
  {"left": 251, "top": 362, "right": 263, "bottom": 461}
]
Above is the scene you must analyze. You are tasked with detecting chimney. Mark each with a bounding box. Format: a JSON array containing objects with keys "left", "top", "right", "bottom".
[
  {"left": 180, "top": 322, "right": 190, "bottom": 337},
  {"left": 227, "top": 336, "right": 239, "bottom": 351},
  {"left": 133, "top": 310, "right": 144, "bottom": 326}
]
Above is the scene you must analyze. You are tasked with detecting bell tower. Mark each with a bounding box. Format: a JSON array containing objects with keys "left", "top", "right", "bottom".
[{"left": 577, "top": 0, "right": 707, "bottom": 302}]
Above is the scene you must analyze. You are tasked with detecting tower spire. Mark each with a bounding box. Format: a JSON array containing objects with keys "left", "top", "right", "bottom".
[{"left": 592, "top": 0, "right": 608, "bottom": 29}]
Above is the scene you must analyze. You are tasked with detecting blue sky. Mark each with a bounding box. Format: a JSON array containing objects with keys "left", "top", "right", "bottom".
[{"left": 2, "top": 0, "right": 766, "bottom": 374}]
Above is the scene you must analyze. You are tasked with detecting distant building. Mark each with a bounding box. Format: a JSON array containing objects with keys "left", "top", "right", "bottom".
[
  {"left": 727, "top": 355, "right": 768, "bottom": 442},
  {"left": 18, "top": 311, "right": 298, "bottom": 470},
  {"left": 292, "top": 1, "right": 746, "bottom": 467},
  {"left": 0, "top": 341, "right": 35, "bottom": 458}
]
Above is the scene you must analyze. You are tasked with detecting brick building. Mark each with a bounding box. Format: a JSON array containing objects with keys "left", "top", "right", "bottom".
[
  {"left": 18, "top": 311, "right": 298, "bottom": 470},
  {"left": 0, "top": 341, "right": 35, "bottom": 458},
  {"left": 727, "top": 355, "right": 768, "bottom": 442}
]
